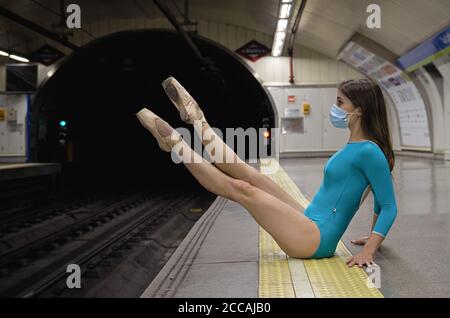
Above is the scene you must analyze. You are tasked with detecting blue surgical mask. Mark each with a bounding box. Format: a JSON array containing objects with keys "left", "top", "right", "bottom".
[{"left": 329, "top": 104, "right": 356, "bottom": 129}]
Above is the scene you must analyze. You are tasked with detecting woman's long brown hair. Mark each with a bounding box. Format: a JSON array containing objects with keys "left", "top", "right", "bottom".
[{"left": 338, "top": 78, "right": 395, "bottom": 172}]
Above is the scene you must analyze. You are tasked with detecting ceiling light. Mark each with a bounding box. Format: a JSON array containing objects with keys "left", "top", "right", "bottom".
[
  {"left": 272, "top": 31, "right": 286, "bottom": 56},
  {"left": 9, "top": 54, "right": 30, "bottom": 63},
  {"left": 272, "top": 0, "right": 294, "bottom": 57},
  {"left": 0, "top": 50, "right": 9, "bottom": 57},
  {"left": 277, "top": 19, "right": 288, "bottom": 32},
  {"left": 279, "top": 3, "right": 292, "bottom": 19}
]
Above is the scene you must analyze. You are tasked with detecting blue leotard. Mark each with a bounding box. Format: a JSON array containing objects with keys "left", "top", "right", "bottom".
[{"left": 304, "top": 140, "right": 398, "bottom": 259}]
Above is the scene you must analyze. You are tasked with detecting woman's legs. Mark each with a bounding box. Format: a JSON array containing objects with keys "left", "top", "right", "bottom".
[
  {"left": 197, "top": 121, "right": 305, "bottom": 212},
  {"left": 162, "top": 77, "right": 304, "bottom": 212},
  {"left": 150, "top": 117, "right": 320, "bottom": 258},
  {"left": 183, "top": 143, "right": 319, "bottom": 258},
  {"left": 162, "top": 77, "right": 305, "bottom": 212}
]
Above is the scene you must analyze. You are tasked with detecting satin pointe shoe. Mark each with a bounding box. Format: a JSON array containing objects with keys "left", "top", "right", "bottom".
[
  {"left": 161, "top": 76, "right": 208, "bottom": 127},
  {"left": 136, "top": 107, "right": 183, "bottom": 152}
]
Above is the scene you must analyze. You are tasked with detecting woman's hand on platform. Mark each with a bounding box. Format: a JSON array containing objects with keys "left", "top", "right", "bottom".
[{"left": 346, "top": 250, "right": 375, "bottom": 268}]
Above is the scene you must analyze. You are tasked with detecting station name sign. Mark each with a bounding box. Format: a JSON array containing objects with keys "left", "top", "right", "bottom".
[{"left": 236, "top": 40, "right": 271, "bottom": 62}]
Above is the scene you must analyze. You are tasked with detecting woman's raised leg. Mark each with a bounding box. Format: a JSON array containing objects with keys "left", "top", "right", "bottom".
[
  {"left": 162, "top": 77, "right": 305, "bottom": 212},
  {"left": 183, "top": 148, "right": 319, "bottom": 258},
  {"left": 136, "top": 108, "right": 320, "bottom": 258}
]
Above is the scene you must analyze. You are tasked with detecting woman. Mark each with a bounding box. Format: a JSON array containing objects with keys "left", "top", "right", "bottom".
[{"left": 136, "top": 77, "right": 397, "bottom": 268}]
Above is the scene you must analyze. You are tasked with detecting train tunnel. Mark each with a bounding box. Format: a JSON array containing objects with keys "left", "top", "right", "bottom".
[{"left": 31, "top": 29, "right": 275, "bottom": 192}]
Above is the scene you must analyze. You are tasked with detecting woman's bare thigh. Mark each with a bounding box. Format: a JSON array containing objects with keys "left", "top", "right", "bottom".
[{"left": 230, "top": 180, "right": 320, "bottom": 258}]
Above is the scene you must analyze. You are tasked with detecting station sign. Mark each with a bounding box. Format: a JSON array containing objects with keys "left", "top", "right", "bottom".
[
  {"left": 30, "top": 44, "right": 65, "bottom": 66},
  {"left": 397, "top": 25, "right": 450, "bottom": 72},
  {"left": 236, "top": 40, "right": 271, "bottom": 62}
]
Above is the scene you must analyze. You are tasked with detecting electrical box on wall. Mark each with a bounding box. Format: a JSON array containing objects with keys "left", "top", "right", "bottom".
[
  {"left": 0, "top": 94, "right": 29, "bottom": 162},
  {"left": 284, "top": 107, "right": 301, "bottom": 118},
  {"left": 7, "top": 108, "right": 18, "bottom": 123},
  {"left": 281, "top": 117, "right": 304, "bottom": 134},
  {"left": 282, "top": 106, "right": 304, "bottom": 134}
]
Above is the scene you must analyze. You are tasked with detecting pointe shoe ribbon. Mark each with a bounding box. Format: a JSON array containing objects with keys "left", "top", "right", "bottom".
[
  {"left": 136, "top": 108, "right": 182, "bottom": 152},
  {"left": 162, "top": 77, "right": 207, "bottom": 127}
]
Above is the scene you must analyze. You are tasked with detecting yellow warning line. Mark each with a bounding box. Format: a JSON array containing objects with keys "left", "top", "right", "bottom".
[
  {"left": 259, "top": 228, "right": 295, "bottom": 298},
  {"left": 258, "top": 158, "right": 383, "bottom": 298}
]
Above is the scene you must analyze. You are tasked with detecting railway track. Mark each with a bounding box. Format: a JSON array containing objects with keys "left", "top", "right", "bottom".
[{"left": 0, "top": 189, "right": 214, "bottom": 297}]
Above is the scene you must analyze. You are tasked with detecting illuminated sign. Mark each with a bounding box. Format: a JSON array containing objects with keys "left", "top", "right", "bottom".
[
  {"left": 397, "top": 25, "right": 450, "bottom": 72},
  {"left": 236, "top": 40, "right": 271, "bottom": 62}
]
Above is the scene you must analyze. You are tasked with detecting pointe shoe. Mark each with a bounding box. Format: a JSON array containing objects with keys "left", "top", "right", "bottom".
[
  {"left": 136, "top": 108, "right": 183, "bottom": 152},
  {"left": 162, "top": 77, "right": 208, "bottom": 126}
]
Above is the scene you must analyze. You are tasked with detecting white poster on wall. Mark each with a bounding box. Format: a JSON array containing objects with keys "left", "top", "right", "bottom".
[
  {"left": 338, "top": 41, "right": 431, "bottom": 149},
  {"left": 284, "top": 107, "right": 301, "bottom": 118}
]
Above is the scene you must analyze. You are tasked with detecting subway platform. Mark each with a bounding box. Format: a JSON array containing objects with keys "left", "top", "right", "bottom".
[{"left": 141, "top": 156, "right": 450, "bottom": 298}]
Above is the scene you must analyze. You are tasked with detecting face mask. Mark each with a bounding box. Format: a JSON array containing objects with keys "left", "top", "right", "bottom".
[{"left": 329, "top": 104, "right": 357, "bottom": 129}]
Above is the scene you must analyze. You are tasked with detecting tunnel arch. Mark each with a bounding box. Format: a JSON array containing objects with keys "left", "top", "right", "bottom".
[{"left": 31, "top": 29, "right": 277, "bottom": 190}]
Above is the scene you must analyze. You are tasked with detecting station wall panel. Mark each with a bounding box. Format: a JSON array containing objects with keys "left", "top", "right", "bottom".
[
  {"left": 266, "top": 85, "right": 401, "bottom": 153},
  {"left": 0, "top": 94, "right": 28, "bottom": 161},
  {"left": 434, "top": 56, "right": 450, "bottom": 158},
  {"left": 266, "top": 85, "right": 348, "bottom": 152}
]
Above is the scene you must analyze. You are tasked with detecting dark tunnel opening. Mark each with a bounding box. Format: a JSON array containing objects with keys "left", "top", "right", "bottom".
[{"left": 31, "top": 29, "right": 276, "bottom": 193}]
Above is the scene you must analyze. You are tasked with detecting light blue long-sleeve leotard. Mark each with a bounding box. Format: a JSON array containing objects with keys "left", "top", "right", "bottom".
[{"left": 304, "top": 140, "right": 397, "bottom": 258}]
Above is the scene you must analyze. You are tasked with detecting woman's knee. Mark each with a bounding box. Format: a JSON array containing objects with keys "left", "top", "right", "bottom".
[
  {"left": 243, "top": 165, "right": 262, "bottom": 185},
  {"left": 226, "top": 178, "right": 256, "bottom": 201}
]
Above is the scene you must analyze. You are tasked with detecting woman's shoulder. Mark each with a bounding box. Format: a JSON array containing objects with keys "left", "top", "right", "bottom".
[{"left": 357, "top": 141, "right": 388, "bottom": 167}]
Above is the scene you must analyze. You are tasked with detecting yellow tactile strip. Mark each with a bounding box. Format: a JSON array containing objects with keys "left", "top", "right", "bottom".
[
  {"left": 259, "top": 228, "right": 295, "bottom": 298},
  {"left": 258, "top": 158, "right": 383, "bottom": 298},
  {"left": 304, "top": 242, "right": 383, "bottom": 298}
]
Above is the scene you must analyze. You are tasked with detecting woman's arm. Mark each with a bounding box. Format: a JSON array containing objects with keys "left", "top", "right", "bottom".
[
  {"left": 351, "top": 186, "right": 379, "bottom": 245},
  {"left": 350, "top": 213, "right": 379, "bottom": 245},
  {"left": 347, "top": 144, "right": 397, "bottom": 267},
  {"left": 371, "top": 208, "right": 379, "bottom": 231},
  {"left": 364, "top": 232, "right": 384, "bottom": 254}
]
